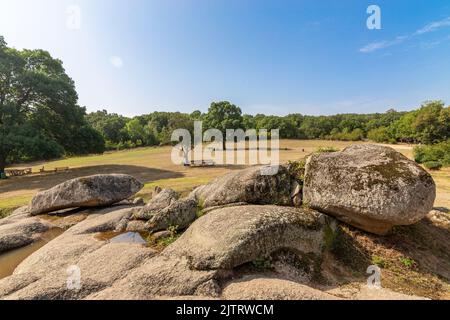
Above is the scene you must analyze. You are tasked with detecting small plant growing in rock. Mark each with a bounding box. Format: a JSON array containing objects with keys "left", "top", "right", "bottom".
[
  {"left": 0, "top": 207, "right": 14, "bottom": 219},
  {"left": 399, "top": 257, "right": 417, "bottom": 269},
  {"left": 157, "top": 225, "right": 180, "bottom": 247},
  {"left": 372, "top": 255, "right": 387, "bottom": 268},
  {"left": 196, "top": 199, "right": 206, "bottom": 218}
]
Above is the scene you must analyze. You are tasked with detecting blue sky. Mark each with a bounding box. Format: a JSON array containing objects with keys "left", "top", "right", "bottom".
[{"left": 1, "top": 0, "right": 449, "bottom": 116}]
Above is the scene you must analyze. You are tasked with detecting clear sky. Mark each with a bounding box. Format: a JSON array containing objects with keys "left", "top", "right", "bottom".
[{"left": 1, "top": 0, "right": 449, "bottom": 116}]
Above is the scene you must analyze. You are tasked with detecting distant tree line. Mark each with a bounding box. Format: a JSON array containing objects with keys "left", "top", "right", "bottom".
[{"left": 86, "top": 100, "right": 449, "bottom": 150}]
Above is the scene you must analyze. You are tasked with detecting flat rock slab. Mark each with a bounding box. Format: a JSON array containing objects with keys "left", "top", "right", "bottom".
[
  {"left": 29, "top": 174, "right": 144, "bottom": 215},
  {"left": 164, "top": 205, "right": 335, "bottom": 270},
  {"left": 303, "top": 144, "right": 436, "bottom": 235}
]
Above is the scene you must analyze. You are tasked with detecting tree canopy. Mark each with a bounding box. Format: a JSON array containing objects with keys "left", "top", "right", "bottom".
[{"left": 0, "top": 36, "right": 104, "bottom": 172}]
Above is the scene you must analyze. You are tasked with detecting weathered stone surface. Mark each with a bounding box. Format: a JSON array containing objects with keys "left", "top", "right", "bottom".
[
  {"left": 291, "top": 181, "right": 302, "bottom": 207},
  {"left": 164, "top": 205, "right": 335, "bottom": 270},
  {"left": 2, "top": 242, "right": 155, "bottom": 300},
  {"left": 152, "top": 230, "right": 171, "bottom": 240},
  {"left": 132, "top": 197, "right": 145, "bottom": 206},
  {"left": 29, "top": 174, "right": 144, "bottom": 215},
  {"left": 0, "top": 206, "right": 31, "bottom": 227},
  {"left": 427, "top": 209, "right": 450, "bottom": 230},
  {"left": 0, "top": 206, "right": 156, "bottom": 300},
  {"left": 69, "top": 206, "right": 138, "bottom": 235},
  {"left": 146, "top": 198, "right": 198, "bottom": 232},
  {"left": 126, "top": 220, "right": 148, "bottom": 232},
  {"left": 86, "top": 256, "right": 218, "bottom": 300},
  {"left": 190, "top": 165, "right": 293, "bottom": 208},
  {"left": 303, "top": 144, "right": 436, "bottom": 235},
  {"left": 0, "top": 218, "right": 52, "bottom": 253},
  {"left": 222, "top": 275, "right": 339, "bottom": 300},
  {"left": 133, "top": 189, "right": 179, "bottom": 220},
  {"left": 351, "top": 287, "right": 429, "bottom": 300}
]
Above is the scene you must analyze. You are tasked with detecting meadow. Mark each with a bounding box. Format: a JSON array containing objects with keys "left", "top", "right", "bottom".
[{"left": 1, "top": 140, "right": 449, "bottom": 215}]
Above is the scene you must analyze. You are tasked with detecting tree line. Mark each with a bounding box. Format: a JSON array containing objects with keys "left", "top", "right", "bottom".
[
  {"left": 85, "top": 100, "right": 449, "bottom": 150},
  {"left": 1, "top": 36, "right": 449, "bottom": 174}
]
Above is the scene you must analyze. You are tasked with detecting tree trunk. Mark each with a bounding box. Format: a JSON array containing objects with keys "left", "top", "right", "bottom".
[{"left": 0, "top": 155, "right": 6, "bottom": 176}]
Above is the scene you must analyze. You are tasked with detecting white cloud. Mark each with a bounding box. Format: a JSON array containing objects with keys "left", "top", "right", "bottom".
[
  {"left": 359, "top": 37, "right": 406, "bottom": 53},
  {"left": 360, "top": 16, "right": 450, "bottom": 53},
  {"left": 415, "top": 17, "right": 450, "bottom": 35},
  {"left": 109, "top": 56, "right": 123, "bottom": 68}
]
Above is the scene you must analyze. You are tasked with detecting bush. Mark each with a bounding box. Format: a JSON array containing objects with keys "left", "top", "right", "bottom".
[
  {"left": 423, "top": 161, "right": 442, "bottom": 170},
  {"left": 368, "top": 126, "right": 394, "bottom": 143},
  {"left": 414, "top": 140, "right": 450, "bottom": 167}
]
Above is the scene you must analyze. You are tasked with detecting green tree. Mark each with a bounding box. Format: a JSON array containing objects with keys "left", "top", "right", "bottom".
[
  {"left": 86, "top": 110, "right": 129, "bottom": 146},
  {"left": 204, "top": 101, "right": 244, "bottom": 132},
  {"left": 204, "top": 101, "right": 244, "bottom": 147},
  {"left": 367, "top": 126, "right": 392, "bottom": 143},
  {"left": 0, "top": 36, "right": 104, "bottom": 173}
]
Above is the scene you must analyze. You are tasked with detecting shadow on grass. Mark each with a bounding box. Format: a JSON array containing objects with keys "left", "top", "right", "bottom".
[{"left": 0, "top": 165, "right": 184, "bottom": 194}]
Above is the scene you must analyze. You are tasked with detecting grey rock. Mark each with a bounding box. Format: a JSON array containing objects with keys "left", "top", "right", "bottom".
[
  {"left": 0, "top": 206, "right": 33, "bottom": 229},
  {"left": 146, "top": 198, "right": 198, "bottom": 232},
  {"left": 303, "top": 144, "right": 436, "bottom": 235},
  {"left": 290, "top": 181, "right": 302, "bottom": 207},
  {"left": 222, "top": 275, "right": 340, "bottom": 300},
  {"left": 152, "top": 230, "right": 172, "bottom": 240},
  {"left": 85, "top": 255, "right": 218, "bottom": 300},
  {"left": 69, "top": 206, "right": 137, "bottom": 235},
  {"left": 133, "top": 189, "right": 179, "bottom": 220},
  {"left": 126, "top": 220, "right": 148, "bottom": 232},
  {"left": 0, "top": 218, "right": 52, "bottom": 253},
  {"left": 190, "top": 165, "right": 293, "bottom": 208},
  {"left": 427, "top": 210, "right": 450, "bottom": 229},
  {"left": 0, "top": 206, "right": 157, "bottom": 300},
  {"left": 132, "top": 197, "right": 145, "bottom": 206},
  {"left": 164, "top": 205, "right": 335, "bottom": 270},
  {"left": 29, "top": 174, "right": 144, "bottom": 215}
]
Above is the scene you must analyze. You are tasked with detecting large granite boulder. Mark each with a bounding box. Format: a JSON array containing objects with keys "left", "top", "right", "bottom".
[
  {"left": 164, "top": 205, "right": 335, "bottom": 270},
  {"left": 303, "top": 144, "right": 436, "bottom": 235},
  {"left": 29, "top": 174, "right": 144, "bottom": 215},
  {"left": 190, "top": 165, "right": 294, "bottom": 208}
]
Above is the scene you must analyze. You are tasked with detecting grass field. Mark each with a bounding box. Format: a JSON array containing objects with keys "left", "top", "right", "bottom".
[{"left": 1, "top": 140, "right": 449, "bottom": 214}]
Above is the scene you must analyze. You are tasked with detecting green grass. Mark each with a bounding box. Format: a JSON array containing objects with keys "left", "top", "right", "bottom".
[{"left": 0, "top": 195, "right": 31, "bottom": 211}]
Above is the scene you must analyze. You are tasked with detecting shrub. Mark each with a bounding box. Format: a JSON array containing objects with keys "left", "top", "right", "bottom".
[
  {"left": 423, "top": 161, "right": 442, "bottom": 170},
  {"left": 414, "top": 140, "right": 450, "bottom": 168},
  {"left": 368, "top": 126, "right": 394, "bottom": 143}
]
